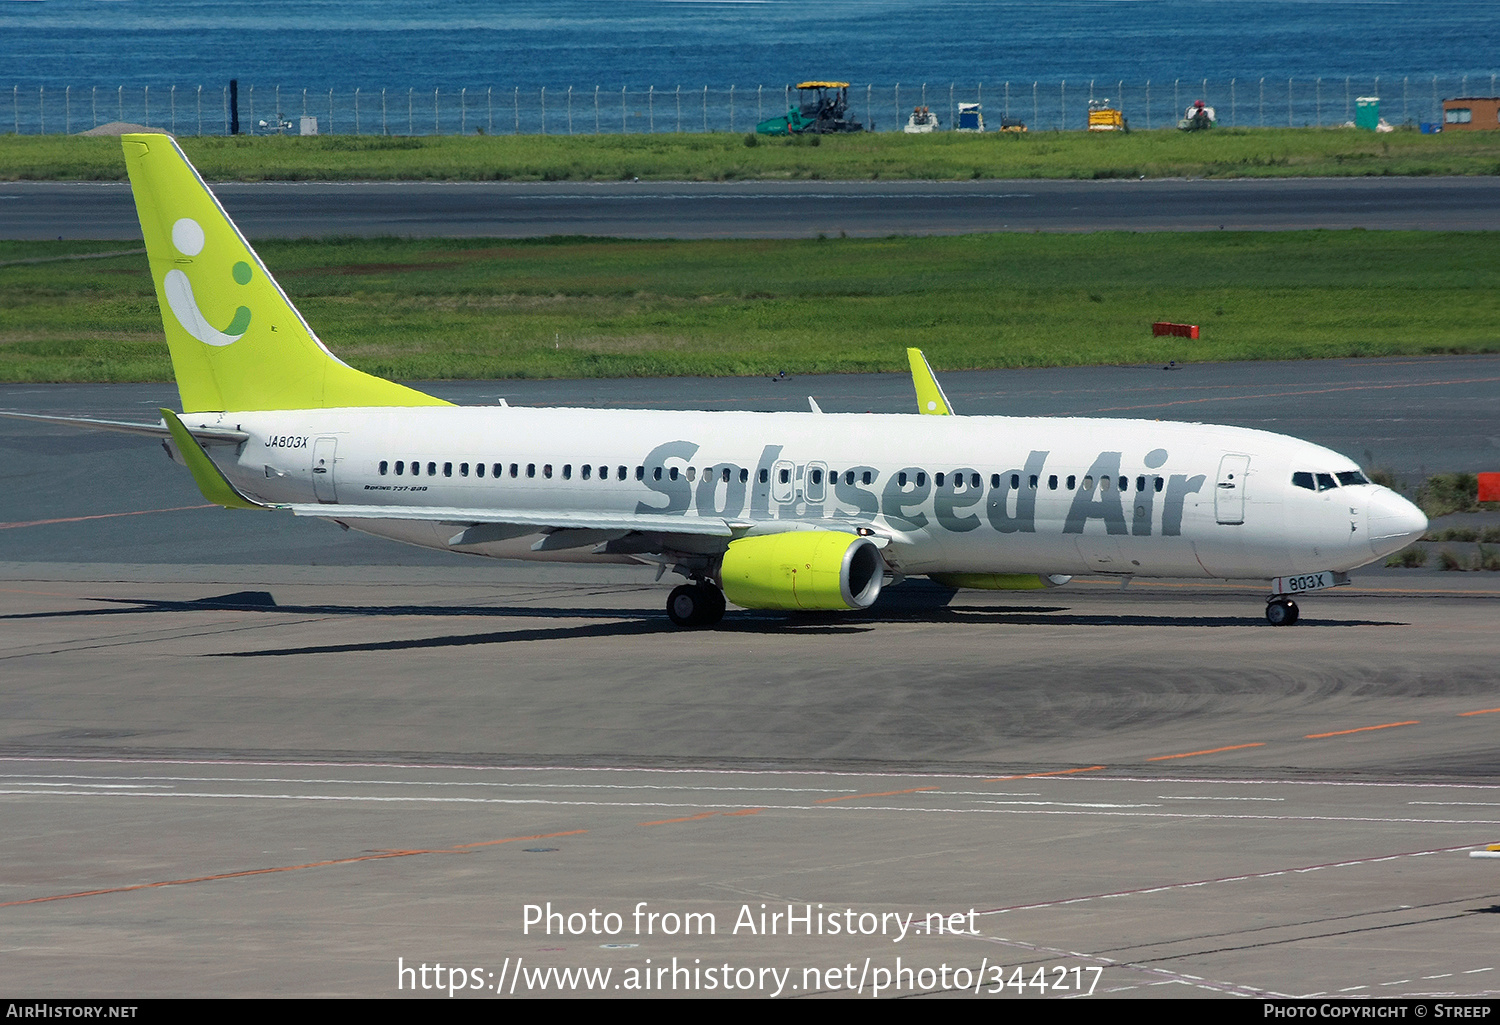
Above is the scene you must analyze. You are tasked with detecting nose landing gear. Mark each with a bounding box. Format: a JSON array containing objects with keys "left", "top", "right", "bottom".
[
  {"left": 1265, "top": 596, "right": 1299, "bottom": 626},
  {"left": 667, "top": 581, "right": 726, "bottom": 628}
]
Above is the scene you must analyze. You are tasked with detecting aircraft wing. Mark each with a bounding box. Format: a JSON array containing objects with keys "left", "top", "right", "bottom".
[
  {"left": 0, "top": 409, "right": 249, "bottom": 445},
  {"left": 281, "top": 503, "right": 735, "bottom": 539}
]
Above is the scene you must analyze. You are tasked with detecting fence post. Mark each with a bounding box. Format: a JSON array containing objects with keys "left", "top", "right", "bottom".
[
  {"left": 702, "top": 84, "right": 707, "bottom": 132},
  {"left": 118, "top": 84, "right": 124, "bottom": 124},
  {"left": 66, "top": 85, "right": 71, "bottom": 135},
  {"left": 1145, "top": 80, "right": 1150, "bottom": 130},
  {"left": 1258, "top": 77, "right": 1263, "bottom": 126},
  {"left": 461, "top": 87, "right": 466, "bottom": 135},
  {"left": 729, "top": 84, "right": 734, "bottom": 133},
  {"left": 222, "top": 86, "right": 227, "bottom": 135},
  {"left": 197, "top": 84, "right": 202, "bottom": 136},
  {"left": 895, "top": 82, "right": 900, "bottom": 128},
  {"left": 760, "top": 83, "right": 765, "bottom": 125},
  {"left": 567, "top": 85, "right": 573, "bottom": 134},
  {"left": 1116, "top": 79, "right": 1122, "bottom": 120},
  {"left": 865, "top": 83, "right": 870, "bottom": 131},
  {"left": 434, "top": 87, "right": 439, "bottom": 135},
  {"left": 247, "top": 85, "right": 253, "bottom": 134},
  {"left": 1287, "top": 77, "right": 1292, "bottom": 127},
  {"left": 1431, "top": 75, "right": 1436, "bottom": 125},
  {"left": 383, "top": 88, "right": 389, "bottom": 135},
  {"left": 648, "top": 85, "right": 654, "bottom": 133},
  {"left": 484, "top": 87, "right": 490, "bottom": 135},
  {"left": 1173, "top": 79, "right": 1179, "bottom": 124},
  {"left": 1402, "top": 77, "right": 1408, "bottom": 125},
  {"left": 37, "top": 86, "right": 43, "bottom": 135},
  {"left": 513, "top": 86, "right": 518, "bottom": 134},
  {"left": 540, "top": 86, "right": 546, "bottom": 135},
  {"left": 676, "top": 84, "right": 681, "bottom": 132},
  {"left": 355, "top": 87, "right": 361, "bottom": 135},
  {"left": 141, "top": 84, "right": 145, "bottom": 131},
  {"left": 1032, "top": 81, "right": 1038, "bottom": 130},
  {"left": 331, "top": 88, "right": 335, "bottom": 135},
  {"left": 1345, "top": 77, "right": 1350, "bottom": 123},
  {"left": 594, "top": 85, "right": 599, "bottom": 134},
  {"left": 1315, "top": 77, "right": 1321, "bottom": 126},
  {"left": 949, "top": 82, "right": 953, "bottom": 128},
  {"left": 1089, "top": 78, "right": 1094, "bottom": 105},
  {"left": 92, "top": 86, "right": 97, "bottom": 129},
  {"left": 1005, "top": 81, "right": 1009, "bottom": 119},
  {"left": 1060, "top": 80, "right": 1065, "bottom": 130},
  {"left": 409, "top": 88, "right": 414, "bottom": 135},
  {"left": 622, "top": 85, "right": 627, "bottom": 134},
  {"left": 1230, "top": 78, "right": 1235, "bottom": 126}
]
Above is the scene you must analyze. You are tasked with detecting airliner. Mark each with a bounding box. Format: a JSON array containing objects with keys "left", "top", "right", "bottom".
[{"left": 2, "top": 134, "right": 1428, "bottom": 627}]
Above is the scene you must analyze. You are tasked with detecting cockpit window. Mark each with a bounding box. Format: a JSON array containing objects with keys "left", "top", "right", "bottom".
[
  {"left": 1336, "top": 470, "right": 1370, "bottom": 486},
  {"left": 1316, "top": 473, "right": 1338, "bottom": 491},
  {"left": 1292, "top": 472, "right": 1315, "bottom": 491}
]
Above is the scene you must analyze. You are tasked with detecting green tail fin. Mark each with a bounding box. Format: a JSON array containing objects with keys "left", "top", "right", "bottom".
[{"left": 123, "top": 134, "right": 449, "bottom": 413}]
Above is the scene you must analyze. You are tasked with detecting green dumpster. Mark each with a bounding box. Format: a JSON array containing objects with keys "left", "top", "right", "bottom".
[{"left": 1355, "top": 96, "right": 1380, "bottom": 131}]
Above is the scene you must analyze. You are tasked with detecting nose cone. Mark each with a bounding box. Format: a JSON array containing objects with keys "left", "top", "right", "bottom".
[{"left": 1367, "top": 488, "right": 1428, "bottom": 558}]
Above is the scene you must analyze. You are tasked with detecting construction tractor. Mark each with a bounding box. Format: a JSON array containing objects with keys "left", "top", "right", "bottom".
[
  {"left": 756, "top": 81, "right": 865, "bottom": 135},
  {"left": 1087, "top": 98, "right": 1128, "bottom": 132}
]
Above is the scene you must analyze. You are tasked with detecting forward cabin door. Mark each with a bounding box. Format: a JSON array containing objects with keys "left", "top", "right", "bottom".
[
  {"left": 1215, "top": 454, "right": 1249, "bottom": 525},
  {"left": 312, "top": 437, "right": 338, "bottom": 504}
]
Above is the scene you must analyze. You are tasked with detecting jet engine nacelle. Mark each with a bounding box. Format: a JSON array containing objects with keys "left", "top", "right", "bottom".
[{"left": 720, "top": 532, "right": 884, "bottom": 611}]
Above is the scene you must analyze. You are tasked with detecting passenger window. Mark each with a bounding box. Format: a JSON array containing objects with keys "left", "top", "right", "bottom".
[
  {"left": 378, "top": 460, "right": 388, "bottom": 476},
  {"left": 935, "top": 472, "right": 945, "bottom": 488},
  {"left": 740, "top": 468, "right": 750, "bottom": 483},
  {"left": 1067, "top": 475, "right": 1076, "bottom": 490},
  {"left": 562, "top": 464, "right": 572, "bottom": 480},
  {"left": 1316, "top": 473, "right": 1337, "bottom": 491},
  {"left": 428, "top": 462, "right": 438, "bottom": 476},
  {"left": 526, "top": 464, "right": 536, "bottom": 478},
  {"left": 779, "top": 468, "right": 791, "bottom": 484},
  {"left": 476, "top": 463, "right": 484, "bottom": 478},
  {"left": 991, "top": 474, "right": 1001, "bottom": 488},
  {"left": 669, "top": 467, "right": 679, "bottom": 481},
  {"left": 582, "top": 465, "right": 591, "bottom": 480},
  {"left": 1048, "top": 475, "right": 1058, "bottom": 490},
  {"left": 494, "top": 463, "right": 503, "bottom": 478},
  {"left": 654, "top": 467, "right": 663, "bottom": 481},
  {"left": 1118, "top": 476, "right": 1127, "bottom": 491},
  {"left": 1082, "top": 475, "right": 1094, "bottom": 492},
  {"left": 898, "top": 471, "right": 908, "bottom": 487},
  {"left": 543, "top": 464, "right": 553, "bottom": 479},
  {"left": 1154, "top": 476, "right": 1164, "bottom": 492},
  {"left": 1010, "top": 474, "right": 1019, "bottom": 489},
  {"left": 510, "top": 463, "right": 519, "bottom": 478},
  {"left": 637, "top": 466, "right": 645, "bottom": 481},
  {"left": 971, "top": 473, "right": 981, "bottom": 489},
  {"left": 862, "top": 471, "right": 872, "bottom": 485},
  {"left": 443, "top": 462, "right": 452, "bottom": 478},
  {"left": 723, "top": 467, "right": 732, "bottom": 483},
  {"left": 620, "top": 466, "right": 629, "bottom": 481},
  {"left": 460, "top": 463, "right": 469, "bottom": 477},
  {"left": 759, "top": 468, "right": 768, "bottom": 484},
  {"left": 1029, "top": 475, "right": 1038, "bottom": 489},
  {"left": 598, "top": 466, "right": 608, "bottom": 480},
  {"left": 916, "top": 472, "right": 927, "bottom": 487},
  {"left": 1292, "top": 472, "right": 1316, "bottom": 490},
  {"left": 845, "top": 470, "right": 855, "bottom": 486},
  {"left": 685, "top": 467, "right": 696, "bottom": 482},
  {"left": 395, "top": 461, "right": 404, "bottom": 475},
  {"left": 1136, "top": 476, "right": 1145, "bottom": 492}
]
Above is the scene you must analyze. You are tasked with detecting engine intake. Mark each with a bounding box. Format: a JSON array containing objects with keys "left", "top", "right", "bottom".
[{"left": 720, "top": 532, "right": 884, "bottom": 611}]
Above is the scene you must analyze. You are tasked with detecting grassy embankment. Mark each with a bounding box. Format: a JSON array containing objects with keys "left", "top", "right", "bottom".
[
  {"left": 1, "top": 231, "right": 1495, "bottom": 382},
  {"left": 3, "top": 128, "right": 1500, "bottom": 181}
]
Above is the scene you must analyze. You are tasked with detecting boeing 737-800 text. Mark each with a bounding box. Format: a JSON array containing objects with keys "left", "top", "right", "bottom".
[{"left": 2, "top": 135, "right": 1428, "bottom": 627}]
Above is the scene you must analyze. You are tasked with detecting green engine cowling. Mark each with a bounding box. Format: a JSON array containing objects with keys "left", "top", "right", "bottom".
[{"left": 720, "top": 532, "right": 885, "bottom": 611}]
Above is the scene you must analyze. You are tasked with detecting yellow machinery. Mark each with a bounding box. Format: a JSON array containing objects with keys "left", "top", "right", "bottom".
[{"left": 1087, "top": 99, "right": 1128, "bottom": 132}]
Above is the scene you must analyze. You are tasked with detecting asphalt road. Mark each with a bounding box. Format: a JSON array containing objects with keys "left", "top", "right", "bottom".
[
  {"left": 2, "top": 363, "right": 1498, "bottom": 999},
  {"left": 5, "top": 176, "right": 1500, "bottom": 240}
]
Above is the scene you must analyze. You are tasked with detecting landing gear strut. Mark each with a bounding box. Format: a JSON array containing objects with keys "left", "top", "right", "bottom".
[
  {"left": 1265, "top": 596, "right": 1299, "bottom": 626},
  {"left": 667, "top": 582, "right": 726, "bottom": 628}
]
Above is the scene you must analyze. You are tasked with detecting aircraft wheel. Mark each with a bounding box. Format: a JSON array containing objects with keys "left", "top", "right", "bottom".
[
  {"left": 667, "top": 583, "right": 725, "bottom": 628},
  {"left": 1265, "top": 597, "right": 1299, "bottom": 626}
]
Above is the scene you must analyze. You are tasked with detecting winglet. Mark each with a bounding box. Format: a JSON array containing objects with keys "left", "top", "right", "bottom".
[
  {"left": 907, "top": 348, "right": 954, "bottom": 415},
  {"left": 160, "top": 408, "right": 267, "bottom": 510}
]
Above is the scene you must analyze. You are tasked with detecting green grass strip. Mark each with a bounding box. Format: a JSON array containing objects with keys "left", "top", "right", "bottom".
[
  {"left": 0, "top": 230, "right": 1495, "bottom": 382},
  {"left": 4, "top": 128, "right": 1500, "bottom": 182}
]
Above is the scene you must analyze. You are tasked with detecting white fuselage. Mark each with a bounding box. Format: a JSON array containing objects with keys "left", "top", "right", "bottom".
[{"left": 201, "top": 405, "right": 1425, "bottom": 580}]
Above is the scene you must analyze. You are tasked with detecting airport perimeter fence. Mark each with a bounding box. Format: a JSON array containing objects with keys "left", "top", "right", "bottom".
[{"left": 7, "top": 75, "right": 1497, "bottom": 138}]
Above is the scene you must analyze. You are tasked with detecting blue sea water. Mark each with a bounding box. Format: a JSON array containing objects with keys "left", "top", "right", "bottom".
[{"left": 3, "top": 1, "right": 1498, "bottom": 134}]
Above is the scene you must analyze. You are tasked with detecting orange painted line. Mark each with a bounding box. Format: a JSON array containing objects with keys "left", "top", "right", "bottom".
[
  {"left": 640, "top": 811, "right": 720, "bottom": 826},
  {"left": 1147, "top": 743, "right": 1266, "bottom": 762},
  {"left": 1459, "top": 707, "right": 1500, "bottom": 717},
  {"left": 640, "top": 809, "right": 763, "bottom": 826},
  {"left": 986, "top": 766, "right": 1106, "bottom": 781},
  {"left": 453, "top": 829, "right": 588, "bottom": 850},
  {"left": 814, "top": 786, "right": 939, "bottom": 804},
  {"left": 4, "top": 829, "right": 592, "bottom": 907},
  {"left": 1306, "top": 720, "right": 1420, "bottom": 739},
  {"left": 0, "top": 504, "right": 214, "bottom": 530}
]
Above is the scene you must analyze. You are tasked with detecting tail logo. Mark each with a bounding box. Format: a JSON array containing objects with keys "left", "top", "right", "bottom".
[{"left": 162, "top": 217, "right": 253, "bottom": 347}]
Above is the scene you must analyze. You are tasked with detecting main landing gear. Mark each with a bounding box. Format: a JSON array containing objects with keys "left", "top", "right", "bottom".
[
  {"left": 667, "top": 581, "right": 726, "bottom": 628},
  {"left": 1265, "top": 596, "right": 1299, "bottom": 626}
]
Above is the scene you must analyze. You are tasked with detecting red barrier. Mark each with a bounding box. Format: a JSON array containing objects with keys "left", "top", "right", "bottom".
[
  {"left": 1479, "top": 472, "right": 1500, "bottom": 503},
  {"left": 1152, "top": 322, "right": 1200, "bottom": 339}
]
